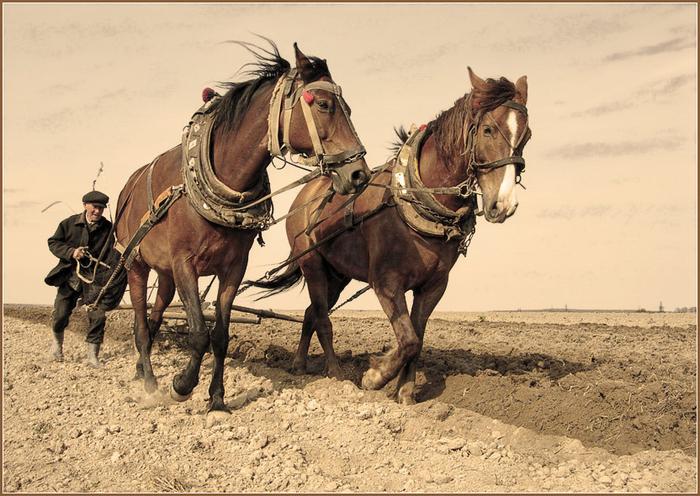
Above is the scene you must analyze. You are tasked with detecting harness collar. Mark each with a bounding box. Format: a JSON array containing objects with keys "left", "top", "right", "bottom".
[
  {"left": 181, "top": 98, "right": 273, "bottom": 230},
  {"left": 391, "top": 125, "right": 477, "bottom": 250}
]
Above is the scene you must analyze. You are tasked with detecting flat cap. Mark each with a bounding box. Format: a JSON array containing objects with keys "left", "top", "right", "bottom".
[{"left": 82, "top": 190, "right": 109, "bottom": 207}]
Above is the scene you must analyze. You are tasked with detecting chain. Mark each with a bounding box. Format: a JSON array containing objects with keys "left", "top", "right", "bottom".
[
  {"left": 457, "top": 222, "right": 477, "bottom": 257},
  {"left": 329, "top": 284, "right": 372, "bottom": 314}
]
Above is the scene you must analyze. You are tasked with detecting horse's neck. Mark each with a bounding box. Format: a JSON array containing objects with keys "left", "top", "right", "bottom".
[
  {"left": 417, "top": 134, "right": 469, "bottom": 211},
  {"left": 210, "top": 87, "right": 273, "bottom": 192}
]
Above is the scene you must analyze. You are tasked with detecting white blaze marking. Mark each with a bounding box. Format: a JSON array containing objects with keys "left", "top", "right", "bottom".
[
  {"left": 497, "top": 109, "right": 520, "bottom": 204},
  {"left": 498, "top": 164, "right": 516, "bottom": 200},
  {"left": 506, "top": 109, "right": 519, "bottom": 151}
]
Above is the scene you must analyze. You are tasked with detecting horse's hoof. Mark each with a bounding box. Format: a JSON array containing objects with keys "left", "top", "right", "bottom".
[
  {"left": 205, "top": 410, "right": 231, "bottom": 429},
  {"left": 361, "top": 369, "right": 383, "bottom": 390},
  {"left": 398, "top": 394, "right": 417, "bottom": 406},
  {"left": 169, "top": 383, "right": 192, "bottom": 402},
  {"left": 134, "top": 363, "right": 145, "bottom": 380},
  {"left": 144, "top": 377, "right": 158, "bottom": 395},
  {"left": 326, "top": 365, "right": 343, "bottom": 381},
  {"left": 291, "top": 359, "right": 307, "bottom": 375}
]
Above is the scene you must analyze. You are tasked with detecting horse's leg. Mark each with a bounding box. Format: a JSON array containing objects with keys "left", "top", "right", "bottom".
[
  {"left": 291, "top": 269, "right": 348, "bottom": 373},
  {"left": 300, "top": 259, "right": 343, "bottom": 379},
  {"left": 128, "top": 261, "right": 158, "bottom": 392},
  {"left": 292, "top": 306, "right": 315, "bottom": 373},
  {"left": 207, "top": 262, "right": 246, "bottom": 417},
  {"left": 147, "top": 272, "right": 176, "bottom": 341},
  {"left": 318, "top": 273, "right": 350, "bottom": 377},
  {"left": 362, "top": 278, "right": 419, "bottom": 391},
  {"left": 170, "top": 262, "right": 207, "bottom": 402},
  {"left": 395, "top": 278, "right": 449, "bottom": 405},
  {"left": 133, "top": 272, "right": 177, "bottom": 384}
]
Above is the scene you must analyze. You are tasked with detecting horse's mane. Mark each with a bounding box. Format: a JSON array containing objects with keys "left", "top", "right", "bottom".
[
  {"left": 427, "top": 76, "right": 516, "bottom": 168},
  {"left": 212, "top": 38, "right": 330, "bottom": 134},
  {"left": 389, "top": 125, "right": 411, "bottom": 154},
  {"left": 387, "top": 76, "right": 516, "bottom": 161}
]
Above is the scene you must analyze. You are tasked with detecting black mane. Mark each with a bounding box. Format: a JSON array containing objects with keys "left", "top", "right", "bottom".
[
  {"left": 389, "top": 125, "right": 410, "bottom": 154},
  {"left": 211, "top": 39, "right": 289, "bottom": 134},
  {"left": 211, "top": 38, "right": 331, "bottom": 134}
]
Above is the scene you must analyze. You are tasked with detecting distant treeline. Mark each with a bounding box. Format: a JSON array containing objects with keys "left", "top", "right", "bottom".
[{"left": 503, "top": 308, "right": 697, "bottom": 313}]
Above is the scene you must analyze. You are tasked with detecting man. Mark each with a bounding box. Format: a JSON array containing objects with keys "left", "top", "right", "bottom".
[{"left": 45, "top": 190, "right": 114, "bottom": 368}]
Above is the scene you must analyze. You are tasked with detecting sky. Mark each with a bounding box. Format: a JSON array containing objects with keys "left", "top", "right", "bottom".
[{"left": 2, "top": 2, "right": 697, "bottom": 312}]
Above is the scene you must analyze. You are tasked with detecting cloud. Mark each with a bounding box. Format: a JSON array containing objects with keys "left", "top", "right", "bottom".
[
  {"left": 5, "top": 200, "right": 41, "bottom": 209},
  {"left": 638, "top": 73, "right": 695, "bottom": 98},
  {"left": 491, "top": 14, "right": 625, "bottom": 54},
  {"left": 27, "top": 88, "right": 131, "bottom": 131},
  {"left": 537, "top": 205, "right": 612, "bottom": 220},
  {"left": 546, "top": 137, "right": 684, "bottom": 159},
  {"left": 537, "top": 203, "right": 684, "bottom": 220},
  {"left": 357, "top": 41, "right": 458, "bottom": 74},
  {"left": 604, "top": 36, "right": 695, "bottom": 62},
  {"left": 571, "top": 101, "right": 634, "bottom": 118},
  {"left": 571, "top": 73, "right": 694, "bottom": 117}
]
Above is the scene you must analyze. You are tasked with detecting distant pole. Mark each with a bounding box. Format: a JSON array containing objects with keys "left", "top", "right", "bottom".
[
  {"left": 564, "top": 304, "right": 568, "bottom": 312},
  {"left": 659, "top": 301, "right": 664, "bottom": 313}
]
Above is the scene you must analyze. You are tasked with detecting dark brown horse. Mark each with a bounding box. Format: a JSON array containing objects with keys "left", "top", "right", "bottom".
[
  {"left": 251, "top": 68, "right": 530, "bottom": 405},
  {"left": 114, "top": 41, "right": 370, "bottom": 419}
]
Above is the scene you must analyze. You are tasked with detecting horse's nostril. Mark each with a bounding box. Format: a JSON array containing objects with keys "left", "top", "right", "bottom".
[{"left": 351, "top": 170, "right": 368, "bottom": 184}]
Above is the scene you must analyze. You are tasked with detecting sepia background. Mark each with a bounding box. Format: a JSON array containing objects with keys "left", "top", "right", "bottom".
[{"left": 3, "top": 2, "right": 696, "bottom": 311}]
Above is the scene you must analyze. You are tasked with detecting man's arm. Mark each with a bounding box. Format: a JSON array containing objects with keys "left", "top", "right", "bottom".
[{"left": 48, "top": 221, "right": 81, "bottom": 261}]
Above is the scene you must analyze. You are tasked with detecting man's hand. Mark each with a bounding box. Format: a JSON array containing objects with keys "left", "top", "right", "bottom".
[{"left": 72, "top": 247, "right": 87, "bottom": 260}]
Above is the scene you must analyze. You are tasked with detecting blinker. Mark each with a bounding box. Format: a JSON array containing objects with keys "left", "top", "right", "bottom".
[{"left": 302, "top": 90, "right": 314, "bottom": 105}]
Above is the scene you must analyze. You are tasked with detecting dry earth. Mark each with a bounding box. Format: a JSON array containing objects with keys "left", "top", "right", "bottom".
[{"left": 2, "top": 304, "right": 697, "bottom": 492}]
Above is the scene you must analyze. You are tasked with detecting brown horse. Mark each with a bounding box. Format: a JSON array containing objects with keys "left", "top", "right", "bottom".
[
  {"left": 114, "top": 41, "right": 370, "bottom": 419},
  {"left": 251, "top": 68, "right": 530, "bottom": 405}
]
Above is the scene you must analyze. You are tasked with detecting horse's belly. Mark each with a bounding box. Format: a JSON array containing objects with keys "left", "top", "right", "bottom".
[{"left": 321, "top": 231, "right": 370, "bottom": 282}]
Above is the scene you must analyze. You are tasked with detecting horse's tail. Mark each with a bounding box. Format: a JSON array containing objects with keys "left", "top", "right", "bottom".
[{"left": 244, "top": 258, "right": 304, "bottom": 300}]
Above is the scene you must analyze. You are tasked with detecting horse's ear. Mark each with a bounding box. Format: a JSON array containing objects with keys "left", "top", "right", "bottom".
[
  {"left": 515, "top": 75, "right": 528, "bottom": 104},
  {"left": 294, "top": 42, "right": 315, "bottom": 83},
  {"left": 467, "top": 66, "right": 486, "bottom": 90}
]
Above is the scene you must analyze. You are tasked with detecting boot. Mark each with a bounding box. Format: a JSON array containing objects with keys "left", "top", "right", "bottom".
[
  {"left": 50, "top": 333, "right": 64, "bottom": 362},
  {"left": 86, "top": 343, "right": 102, "bottom": 368}
]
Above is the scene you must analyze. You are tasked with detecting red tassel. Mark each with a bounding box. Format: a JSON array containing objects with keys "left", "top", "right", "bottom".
[
  {"left": 202, "top": 87, "right": 216, "bottom": 102},
  {"left": 419, "top": 124, "right": 427, "bottom": 131},
  {"left": 303, "top": 90, "right": 314, "bottom": 105}
]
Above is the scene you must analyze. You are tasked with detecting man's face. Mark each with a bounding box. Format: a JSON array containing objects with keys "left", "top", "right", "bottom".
[{"left": 84, "top": 203, "right": 104, "bottom": 223}]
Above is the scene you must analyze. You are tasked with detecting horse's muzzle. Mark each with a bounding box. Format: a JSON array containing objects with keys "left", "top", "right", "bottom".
[{"left": 329, "top": 159, "right": 371, "bottom": 195}]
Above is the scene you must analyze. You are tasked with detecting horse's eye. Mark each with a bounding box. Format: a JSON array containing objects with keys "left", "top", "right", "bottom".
[
  {"left": 316, "top": 100, "right": 333, "bottom": 112},
  {"left": 483, "top": 126, "right": 493, "bottom": 136}
]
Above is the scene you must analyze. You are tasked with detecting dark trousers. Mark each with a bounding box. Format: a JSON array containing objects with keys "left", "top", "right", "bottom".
[{"left": 52, "top": 284, "right": 107, "bottom": 344}]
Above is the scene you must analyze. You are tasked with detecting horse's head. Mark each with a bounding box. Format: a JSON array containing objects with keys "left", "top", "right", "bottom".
[
  {"left": 273, "top": 44, "right": 370, "bottom": 195},
  {"left": 467, "top": 68, "right": 530, "bottom": 224}
]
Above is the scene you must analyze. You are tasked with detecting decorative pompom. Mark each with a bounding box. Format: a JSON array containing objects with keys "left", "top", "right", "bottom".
[
  {"left": 302, "top": 90, "right": 314, "bottom": 105},
  {"left": 419, "top": 124, "right": 427, "bottom": 131},
  {"left": 202, "top": 87, "right": 217, "bottom": 102}
]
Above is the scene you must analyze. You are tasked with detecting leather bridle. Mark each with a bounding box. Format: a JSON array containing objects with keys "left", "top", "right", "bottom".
[
  {"left": 267, "top": 69, "right": 366, "bottom": 173},
  {"left": 467, "top": 99, "right": 530, "bottom": 178}
]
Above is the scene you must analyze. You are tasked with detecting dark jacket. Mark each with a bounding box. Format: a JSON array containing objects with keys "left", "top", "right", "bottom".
[{"left": 45, "top": 213, "right": 114, "bottom": 287}]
